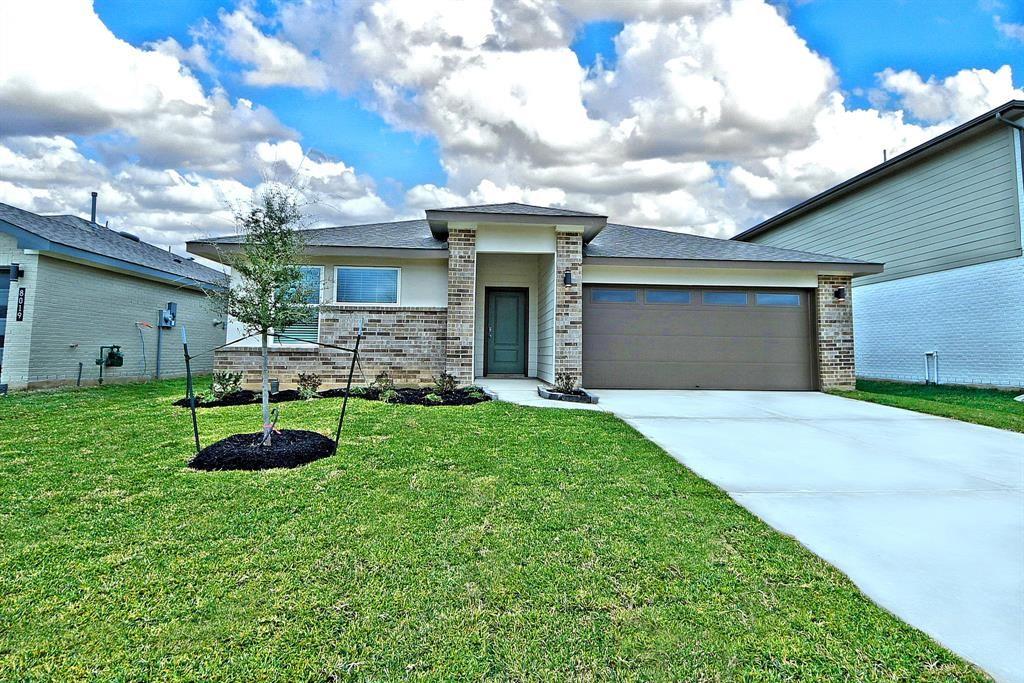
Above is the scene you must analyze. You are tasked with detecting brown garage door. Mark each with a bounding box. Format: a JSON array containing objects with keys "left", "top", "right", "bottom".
[{"left": 582, "top": 285, "right": 815, "bottom": 390}]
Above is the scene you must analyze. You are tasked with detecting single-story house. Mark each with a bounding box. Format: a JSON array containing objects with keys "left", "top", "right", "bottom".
[
  {"left": 734, "top": 100, "right": 1024, "bottom": 389},
  {"left": 0, "top": 200, "right": 227, "bottom": 392},
  {"left": 188, "top": 202, "right": 880, "bottom": 392}
]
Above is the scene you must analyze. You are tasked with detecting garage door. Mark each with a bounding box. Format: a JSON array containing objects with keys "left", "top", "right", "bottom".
[{"left": 583, "top": 285, "right": 815, "bottom": 390}]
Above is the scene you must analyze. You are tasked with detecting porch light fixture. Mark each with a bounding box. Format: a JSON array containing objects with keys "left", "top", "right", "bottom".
[
  {"left": 563, "top": 269, "right": 573, "bottom": 286},
  {"left": 9, "top": 262, "right": 24, "bottom": 282},
  {"left": 834, "top": 286, "right": 847, "bottom": 301}
]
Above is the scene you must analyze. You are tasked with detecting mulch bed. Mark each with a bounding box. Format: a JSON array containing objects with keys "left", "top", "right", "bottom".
[
  {"left": 189, "top": 429, "right": 336, "bottom": 471},
  {"left": 175, "top": 386, "right": 490, "bottom": 408}
]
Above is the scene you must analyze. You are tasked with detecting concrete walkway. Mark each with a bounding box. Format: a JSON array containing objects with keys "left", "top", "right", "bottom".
[{"left": 478, "top": 380, "right": 1024, "bottom": 682}]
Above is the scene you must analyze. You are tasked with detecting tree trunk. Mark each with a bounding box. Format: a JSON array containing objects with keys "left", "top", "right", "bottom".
[{"left": 261, "top": 330, "right": 271, "bottom": 447}]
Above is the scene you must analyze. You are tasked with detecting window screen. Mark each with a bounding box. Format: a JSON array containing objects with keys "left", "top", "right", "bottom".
[
  {"left": 276, "top": 266, "right": 321, "bottom": 343},
  {"left": 337, "top": 267, "right": 399, "bottom": 304},
  {"left": 297, "top": 266, "right": 322, "bottom": 304},
  {"left": 703, "top": 291, "right": 748, "bottom": 305},
  {"left": 755, "top": 292, "right": 801, "bottom": 307},
  {"left": 591, "top": 288, "right": 637, "bottom": 303},
  {"left": 645, "top": 289, "right": 691, "bottom": 304}
]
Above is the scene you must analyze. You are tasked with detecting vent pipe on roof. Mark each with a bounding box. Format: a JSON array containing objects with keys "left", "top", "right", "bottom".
[{"left": 90, "top": 191, "right": 98, "bottom": 223}]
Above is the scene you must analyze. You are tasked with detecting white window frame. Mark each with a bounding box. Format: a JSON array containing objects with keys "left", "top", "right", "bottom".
[
  {"left": 273, "top": 265, "right": 323, "bottom": 346},
  {"left": 334, "top": 266, "right": 401, "bottom": 306}
]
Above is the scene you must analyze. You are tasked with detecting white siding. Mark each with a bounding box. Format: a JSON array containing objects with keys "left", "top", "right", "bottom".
[
  {"left": 854, "top": 256, "right": 1024, "bottom": 387},
  {"left": 0, "top": 233, "right": 38, "bottom": 390},
  {"left": 537, "top": 253, "right": 555, "bottom": 383}
]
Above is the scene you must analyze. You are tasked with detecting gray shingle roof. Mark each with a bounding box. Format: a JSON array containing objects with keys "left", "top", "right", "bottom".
[
  {"left": 433, "top": 202, "right": 604, "bottom": 217},
  {"left": 0, "top": 202, "right": 226, "bottom": 285},
  {"left": 192, "top": 211, "right": 874, "bottom": 267},
  {"left": 586, "top": 223, "right": 875, "bottom": 265},
  {"left": 200, "top": 219, "right": 446, "bottom": 250}
]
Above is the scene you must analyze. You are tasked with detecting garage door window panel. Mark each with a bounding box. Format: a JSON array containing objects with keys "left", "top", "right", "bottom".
[
  {"left": 645, "top": 289, "right": 691, "bottom": 304},
  {"left": 703, "top": 291, "right": 748, "bottom": 306},
  {"left": 756, "top": 292, "right": 801, "bottom": 307},
  {"left": 591, "top": 288, "right": 638, "bottom": 304}
]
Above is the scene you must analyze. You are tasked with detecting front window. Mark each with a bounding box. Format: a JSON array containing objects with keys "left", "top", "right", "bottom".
[
  {"left": 336, "top": 266, "right": 400, "bottom": 304},
  {"left": 275, "top": 266, "right": 321, "bottom": 344}
]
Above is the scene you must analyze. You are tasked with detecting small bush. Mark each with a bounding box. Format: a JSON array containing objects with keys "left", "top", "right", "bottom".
[
  {"left": 371, "top": 371, "right": 395, "bottom": 393},
  {"left": 296, "top": 372, "right": 322, "bottom": 400},
  {"left": 210, "top": 371, "right": 243, "bottom": 399},
  {"left": 554, "top": 372, "right": 577, "bottom": 394},
  {"left": 432, "top": 372, "right": 458, "bottom": 395},
  {"left": 380, "top": 388, "right": 400, "bottom": 404},
  {"left": 424, "top": 392, "right": 443, "bottom": 404}
]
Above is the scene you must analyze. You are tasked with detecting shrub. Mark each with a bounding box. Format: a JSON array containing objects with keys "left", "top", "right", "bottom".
[
  {"left": 432, "top": 371, "right": 458, "bottom": 395},
  {"left": 554, "top": 372, "right": 577, "bottom": 394},
  {"left": 296, "top": 372, "right": 322, "bottom": 400},
  {"left": 371, "top": 371, "right": 395, "bottom": 393},
  {"left": 424, "top": 392, "right": 443, "bottom": 404},
  {"left": 210, "top": 371, "right": 243, "bottom": 399},
  {"left": 380, "top": 388, "right": 400, "bottom": 404}
]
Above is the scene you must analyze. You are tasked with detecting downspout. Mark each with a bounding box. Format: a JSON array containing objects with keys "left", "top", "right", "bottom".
[
  {"left": 155, "top": 315, "right": 162, "bottom": 379},
  {"left": 995, "top": 113, "right": 1024, "bottom": 133}
]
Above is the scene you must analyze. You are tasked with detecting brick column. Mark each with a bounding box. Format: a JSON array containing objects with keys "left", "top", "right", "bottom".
[
  {"left": 816, "top": 274, "right": 855, "bottom": 391},
  {"left": 554, "top": 230, "right": 583, "bottom": 386},
  {"left": 445, "top": 227, "right": 476, "bottom": 385}
]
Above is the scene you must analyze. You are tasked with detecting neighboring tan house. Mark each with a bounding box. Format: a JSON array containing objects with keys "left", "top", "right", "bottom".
[
  {"left": 187, "top": 203, "right": 880, "bottom": 392},
  {"left": 734, "top": 100, "right": 1024, "bottom": 389},
  {"left": 0, "top": 201, "right": 227, "bottom": 392}
]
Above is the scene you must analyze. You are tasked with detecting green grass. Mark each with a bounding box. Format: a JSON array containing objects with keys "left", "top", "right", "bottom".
[
  {"left": 0, "top": 379, "right": 985, "bottom": 681},
  {"left": 834, "top": 379, "right": 1024, "bottom": 434}
]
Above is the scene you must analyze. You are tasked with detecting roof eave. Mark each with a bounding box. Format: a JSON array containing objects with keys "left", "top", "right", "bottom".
[
  {"left": 0, "top": 221, "right": 223, "bottom": 290},
  {"left": 425, "top": 209, "right": 608, "bottom": 242},
  {"left": 187, "top": 241, "right": 448, "bottom": 262},
  {"left": 733, "top": 99, "right": 1024, "bottom": 241}
]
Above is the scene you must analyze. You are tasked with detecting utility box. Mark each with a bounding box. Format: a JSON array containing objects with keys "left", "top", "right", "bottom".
[{"left": 159, "top": 301, "right": 177, "bottom": 328}]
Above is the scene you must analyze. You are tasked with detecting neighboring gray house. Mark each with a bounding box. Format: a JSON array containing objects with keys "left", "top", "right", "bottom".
[
  {"left": 189, "top": 202, "right": 880, "bottom": 393},
  {"left": 0, "top": 201, "right": 227, "bottom": 392},
  {"left": 734, "top": 100, "right": 1024, "bottom": 389}
]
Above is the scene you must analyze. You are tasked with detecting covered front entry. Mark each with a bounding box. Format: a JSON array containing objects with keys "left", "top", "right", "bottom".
[
  {"left": 582, "top": 284, "right": 816, "bottom": 390},
  {"left": 484, "top": 287, "right": 528, "bottom": 375}
]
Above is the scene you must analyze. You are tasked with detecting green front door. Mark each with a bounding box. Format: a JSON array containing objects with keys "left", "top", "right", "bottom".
[{"left": 486, "top": 288, "right": 527, "bottom": 375}]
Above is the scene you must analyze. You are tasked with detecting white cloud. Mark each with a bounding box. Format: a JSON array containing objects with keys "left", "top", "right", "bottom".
[
  {"left": 878, "top": 65, "right": 1023, "bottom": 123},
  {"left": 3, "top": 0, "right": 1022, "bottom": 248},
  {"left": 994, "top": 15, "right": 1024, "bottom": 41},
  {"left": 218, "top": 8, "right": 328, "bottom": 88},
  {"left": 0, "top": 1, "right": 392, "bottom": 251}
]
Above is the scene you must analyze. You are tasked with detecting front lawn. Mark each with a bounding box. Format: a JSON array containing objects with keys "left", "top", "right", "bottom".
[
  {"left": 834, "top": 379, "right": 1024, "bottom": 433},
  {"left": 0, "top": 379, "right": 983, "bottom": 680}
]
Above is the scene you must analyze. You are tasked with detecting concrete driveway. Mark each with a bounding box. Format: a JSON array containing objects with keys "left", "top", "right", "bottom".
[{"left": 479, "top": 381, "right": 1024, "bottom": 682}]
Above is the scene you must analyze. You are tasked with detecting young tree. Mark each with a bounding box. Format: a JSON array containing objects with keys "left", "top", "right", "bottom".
[{"left": 214, "top": 188, "right": 317, "bottom": 446}]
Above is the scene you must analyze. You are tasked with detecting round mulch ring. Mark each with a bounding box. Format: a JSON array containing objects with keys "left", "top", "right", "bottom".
[{"left": 189, "top": 429, "right": 336, "bottom": 471}]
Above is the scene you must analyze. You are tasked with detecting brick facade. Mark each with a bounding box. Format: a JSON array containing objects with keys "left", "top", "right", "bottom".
[
  {"left": 816, "top": 274, "right": 855, "bottom": 391},
  {"left": 215, "top": 306, "right": 446, "bottom": 389},
  {"left": 445, "top": 228, "right": 476, "bottom": 385},
  {"left": 554, "top": 231, "right": 583, "bottom": 386}
]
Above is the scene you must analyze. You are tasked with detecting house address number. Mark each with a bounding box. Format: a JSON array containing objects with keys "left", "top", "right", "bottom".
[{"left": 16, "top": 287, "right": 25, "bottom": 321}]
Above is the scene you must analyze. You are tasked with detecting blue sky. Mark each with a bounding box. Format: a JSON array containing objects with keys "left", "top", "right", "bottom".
[
  {"left": 3, "top": 0, "right": 1021, "bottom": 247},
  {"left": 93, "top": 0, "right": 1023, "bottom": 207}
]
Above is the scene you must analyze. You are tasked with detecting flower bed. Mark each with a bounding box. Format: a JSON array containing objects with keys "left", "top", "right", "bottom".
[{"left": 175, "top": 385, "right": 490, "bottom": 409}]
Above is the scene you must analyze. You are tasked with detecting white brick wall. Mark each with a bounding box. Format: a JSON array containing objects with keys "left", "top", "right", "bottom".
[{"left": 854, "top": 256, "right": 1024, "bottom": 388}]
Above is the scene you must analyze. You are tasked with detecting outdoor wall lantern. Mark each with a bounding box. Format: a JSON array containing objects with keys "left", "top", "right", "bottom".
[
  {"left": 834, "top": 286, "right": 847, "bottom": 301},
  {"left": 9, "top": 262, "right": 24, "bottom": 282},
  {"left": 563, "top": 269, "right": 573, "bottom": 286}
]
